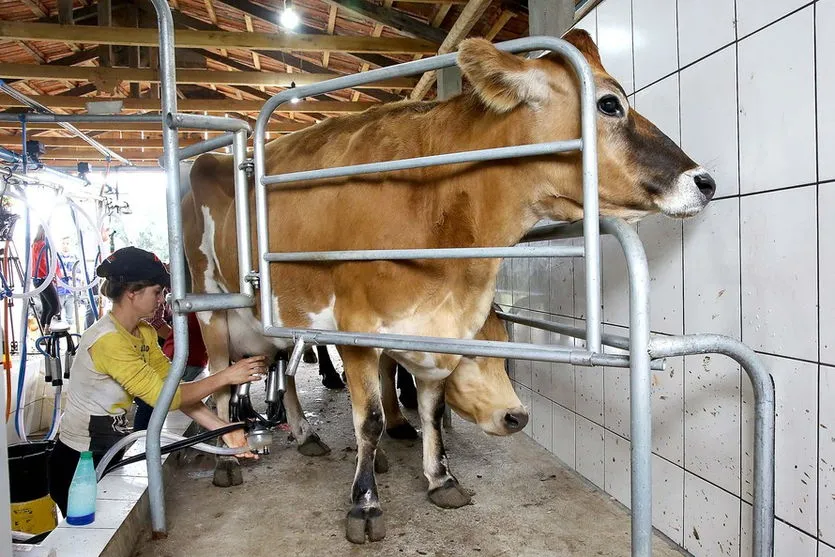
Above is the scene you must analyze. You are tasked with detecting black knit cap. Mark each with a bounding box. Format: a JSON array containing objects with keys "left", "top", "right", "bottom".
[{"left": 96, "top": 246, "right": 170, "bottom": 288}]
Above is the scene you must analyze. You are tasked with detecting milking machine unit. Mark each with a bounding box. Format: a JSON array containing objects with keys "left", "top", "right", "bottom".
[
  {"left": 35, "top": 317, "right": 78, "bottom": 388},
  {"left": 229, "top": 356, "right": 288, "bottom": 455}
]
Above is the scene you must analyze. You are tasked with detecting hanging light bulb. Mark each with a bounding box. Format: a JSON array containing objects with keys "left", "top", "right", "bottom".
[{"left": 280, "top": 0, "right": 301, "bottom": 30}]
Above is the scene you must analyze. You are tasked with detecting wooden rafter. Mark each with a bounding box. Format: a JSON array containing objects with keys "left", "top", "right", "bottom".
[
  {"left": 0, "top": 121, "right": 311, "bottom": 133},
  {"left": 321, "top": 0, "right": 447, "bottom": 44},
  {"left": 0, "top": 64, "right": 416, "bottom": 89},
  {"left": 0, "top": 22, "right": 438, "bottom": 54}
]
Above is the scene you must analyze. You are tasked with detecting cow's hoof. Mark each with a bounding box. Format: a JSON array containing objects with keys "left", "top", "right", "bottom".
[
  {"left": 374, "top": 448, "right": 389, "bottom": 474},
  {"left": 387, "top": 422, "right": 419, "bottom": 440},
  {"left": 321, "top": 371, "right": 345, "bottom": 390},
  {"left": 297, "top": 433, "right": 331, "bottom": 456},
  {"left": 428, "top": 479, "right": 472, "bottom": 509},
  {"left": 398, "top": 390, "right": 418, "bottom": 410},
  {"left": 345, "top": 507, "right": 385, "bottom": 544},
  {"left": 212, "top": 457, "right": 243, "bottom": 488}
]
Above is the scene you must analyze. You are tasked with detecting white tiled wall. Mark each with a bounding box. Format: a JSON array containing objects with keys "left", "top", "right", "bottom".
[{"left": 500, "top": 0, "right": 834, "bottom": 554}]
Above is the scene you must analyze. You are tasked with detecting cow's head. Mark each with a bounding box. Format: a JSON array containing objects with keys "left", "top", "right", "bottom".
[
  {"left": 444, "top": 312, "right": 528, "bottom": 436},
  {"left": 458, "top": 31, "right": 715, "bottom": 221}
]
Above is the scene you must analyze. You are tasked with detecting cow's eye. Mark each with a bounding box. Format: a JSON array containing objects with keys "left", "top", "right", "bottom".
[{"left": 597, "top": 95, "right": 624, "bottom": 117}]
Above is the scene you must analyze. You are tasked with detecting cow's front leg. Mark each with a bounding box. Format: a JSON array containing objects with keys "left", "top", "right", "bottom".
[
  {"left": 341, "top": 346, "right": 386, "bottom": 544},
  {"left": 417, "top": 378, "right": 472, "bottom": 509}
]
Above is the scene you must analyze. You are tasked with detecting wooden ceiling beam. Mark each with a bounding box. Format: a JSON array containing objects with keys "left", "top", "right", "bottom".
[
  {"left": 0, "top": 63, "right": 415, "bottom": 89},
  {"left": 320, "top": 0, "right": 447, "bottom": 43},
  {"left": 0, "top": 121, "right": 310, "bottom": 133},
  {"left": 0, "top": 21, "right": 437, "bottom": 54},
  {"left": 0, "top": 93, "right": 376, "bottom": 114}
]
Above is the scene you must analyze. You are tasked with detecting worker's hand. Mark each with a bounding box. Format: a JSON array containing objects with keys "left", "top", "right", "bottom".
[
  {"left": 221, "top": 429, "right": 259, "bottom": 461},
  {"left": 221, "top": 355, "right": 267, "bottom": 386}
]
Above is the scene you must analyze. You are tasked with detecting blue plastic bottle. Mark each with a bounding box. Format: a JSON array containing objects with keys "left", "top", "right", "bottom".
[{"left": 66, "top": 451, "right": 96, "bottom": 525}]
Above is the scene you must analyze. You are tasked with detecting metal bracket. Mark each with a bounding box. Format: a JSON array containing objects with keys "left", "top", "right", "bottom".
[
  {"left": 244, "top": 270, "right": 260, "bottom": 290},
  {"left": 239, "top": 158, "right": 255, "bottom": 179}
]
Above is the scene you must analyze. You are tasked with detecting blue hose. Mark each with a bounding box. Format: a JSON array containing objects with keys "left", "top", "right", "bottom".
[{"left": 14, "top": 204, "right": 31, "bottom": 439}]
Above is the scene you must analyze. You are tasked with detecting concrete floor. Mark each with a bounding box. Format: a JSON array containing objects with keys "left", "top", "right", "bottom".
[{"left": 133, "top": 359, "right": 685, "bottom": 557}]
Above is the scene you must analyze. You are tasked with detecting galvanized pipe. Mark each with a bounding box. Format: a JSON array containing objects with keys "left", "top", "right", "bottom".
[
  {"left": 261, "top": 139, "right": 583, "bottom": 187},
  {"left": 172, "top": 293, "right": 255, "bottom": 313},
  {"left": 0, "top": 113, "right": 163, "bottom": 124},
  {"left": 600, "top": 217, "right": 652, "bottom": 557},
  {"left": 264, "top": 326, "right": 640, "bottom": 368},
  {"left": 495, "top": 309, "right": 632, "bottom": 353},
  {"left": 166, "top": 113, "right": 252, "bottom": 133},
  {"left": 264, "top": 244, "right": 584, "bottom": 262},
  {"left": 145, "top": 0, "right": 183, "bottom": 538},
  {"left": 157, "top": 133, "right": 235, "bottom": 166},
  {"left": 232, "top": 129, "right": 255, "bottom": 297},
  {"left": 649, "top": 335, "right": 774, "bottom": 557},
  {"left": 285, "top": 338, "right": 306, "bottom": 377}
]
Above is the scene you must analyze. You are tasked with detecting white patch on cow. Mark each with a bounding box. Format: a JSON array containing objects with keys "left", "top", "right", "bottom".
[
  {"left": 656, "top": 167, "right": 711, "bottom": 218},
  {"left": 307, "top": 295, "right": 336, "bottom": 330},
  {"left": 196, "top": 310, "right": 213, "bottom": 326},
  {"left": 508, "top": 68, "right": 550, "bottom": 107},
  {"left": 198, "top": 206, "right": 223, "bottom": 295}
]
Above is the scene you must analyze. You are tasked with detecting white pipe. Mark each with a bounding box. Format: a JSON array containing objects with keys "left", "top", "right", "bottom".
[
  {"left": 95, "top": 430, "right": 248, "bottom": 481},
  {"left": 55, "top": 197, "right": 107, "bottom": 294}
]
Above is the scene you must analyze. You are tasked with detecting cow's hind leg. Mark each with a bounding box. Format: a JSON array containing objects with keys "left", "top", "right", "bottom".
[
  {"left": 380, "top": 355, "right": 417, "bottom": 440},
  {"left": 317, "top": 345, "right": 345, "bottom": 390},
  {"left": 341, "top": 346, "right": 386, "bottom": 544},
  {"left": 283, "top": 373, "right": 330, "bottom": 456},
  {"left": 198, "top": 312, "right": 244, "bottom": 488},
  {"left": 417, "top": 378, "right": 471, "bottom": 509}
]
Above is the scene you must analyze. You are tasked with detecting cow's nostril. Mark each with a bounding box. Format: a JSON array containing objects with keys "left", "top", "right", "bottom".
[
  {"left": 694, "top": 172, "right": 716, "bottom": 201},
  {"left": 503, "top": 410, "right": 529, "bottom": 431}
]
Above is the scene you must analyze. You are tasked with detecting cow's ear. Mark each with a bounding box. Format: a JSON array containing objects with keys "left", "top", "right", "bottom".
[
  {"left": 458, "top": 38, "right": 550, "bottom": 113},
  {"left": 562, "top": 29, "right": 602, "bottom": 66}
]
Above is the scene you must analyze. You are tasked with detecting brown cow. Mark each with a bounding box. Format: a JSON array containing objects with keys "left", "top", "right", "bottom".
[{"left": 182, "top": 30, "right": 714, "bottom": 543}]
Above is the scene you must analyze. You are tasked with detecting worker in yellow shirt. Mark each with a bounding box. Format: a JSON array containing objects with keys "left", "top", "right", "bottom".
[{"left": 48, "top": 246, "right": 266, "bottom": 517}]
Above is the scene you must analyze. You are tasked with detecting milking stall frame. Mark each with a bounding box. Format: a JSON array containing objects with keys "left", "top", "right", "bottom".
[{"left": 0, "top": 2, "right": 776, "bottom": 556}]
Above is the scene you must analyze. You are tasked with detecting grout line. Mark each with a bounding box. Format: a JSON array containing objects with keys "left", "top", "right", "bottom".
[{"left": 813, "top": 1, "right": 821, "bottom": 552}]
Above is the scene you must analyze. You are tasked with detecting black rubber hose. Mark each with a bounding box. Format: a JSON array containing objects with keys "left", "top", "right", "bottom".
[{"left": 100, "top": 422, "right": 246, "bottom": 479}]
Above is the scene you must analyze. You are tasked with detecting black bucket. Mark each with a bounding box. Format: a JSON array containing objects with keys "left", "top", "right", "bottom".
[{"left": 8, "top": 441, "right": 57, "bottom": 534}]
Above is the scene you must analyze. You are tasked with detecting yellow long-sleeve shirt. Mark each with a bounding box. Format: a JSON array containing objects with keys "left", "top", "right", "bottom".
[{"left": 59, "top": 313, "right": 182, "bottom": 453}]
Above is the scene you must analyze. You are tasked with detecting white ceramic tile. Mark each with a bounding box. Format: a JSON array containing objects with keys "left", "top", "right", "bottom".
[
  {"left": 573, "top": 239, "right": 588, "bottom": 320},
  {"left": 741, "top": 505, "right": 817, "bottom": 557},
  {"left": 97, "top": 475, "right": 148, "bottom": 502},
  {"left": 24, "top": 399, "right": 43, "bottom": 436},
  {"left": 531, "top": 392, "right": 553, "bottom": 452},
  {"left": 496, "top": 260, "right": 513, "bottom": 307},
  {"left": 740, "top": 187, "right": 818, "bottom": 361},
  {"left": 741, "top": 354, "right": 817, "bottom": 532},
  {"left": 653, "top": 355, "right": 684, "bottom": 465},
  {"left": 530, "top": 325, "right": 552, "bottom": 398},
  {"left": 549, "top": 240, "right": 574, "bottom": 317},
  {"left": 601, "top": 233, "right": 629, "bottom": 328},
  {"left": 511, "top": 323, "right": 532, "bottom": 388},
  {"left": 41, "top": 527, "right": 115, "bottom": 557},
  {"left": 685, "top": 354, "right": 741, "bottom": 495},
  {"left": 677, "top": 0, "right": 736, "bottom": 67},
  {"left": 738, "top": 8, "right": 816, "bottom": 194},
  {"left": 604, "top": 431, "right": 631, "bottom": 507},
  {"left": 529, "top": 243, "right": 549, "bottom": 313},
  {"left": 550, "top": 328, "right": 576, "bottom": 410},
  {"left": 576, "top": 416, "right": 604, "bottom": 488},
  {"left": 822, "top": 186, "right": 835, "bottom": 364},
  {"left": 652, "top": 456, "right": 685, "bottom": 545},
  {"left": 820, "top": 0, "right": 835, "bottom": 182},
  {"left": 821, "top": 365, "right": 835, "bottom": 545},
  {"left": 552, "top": 401, "right": 575, "bottom": 467},
  {"left": 684, "top": 472, "right": 740, "bottom": 557},
  {"left": 596, "top": 0, "right": 634, "bottom": 94},
  {"left": 683, "top": 198, "right": 741, "bottom": 338},
  {"left": 511, "top": 257, "right": 530, "bottom": 308},
  {"left": 603, "top": 365, "right": 630, "bottom": 439},
  {"left": 572, "top": 8, "right": 597, "bottom": 44},
  {"left": 680, "top": 47, "right": 740, "bottom": 199},
  {"left": 737, "top": 0, "right": 810, "bottom": 37},
  {"left": 821, "top": 542, "right": 835, "bottom": 557},
  {"left": 575, "top": 364, "right": 603, "bottom": 424},
  {"left": 638, "top": 214, "right": 684, "bottom": 336},
  {"left": 634, "top": 74, "right": 681, "bottom": 147},
  {"left": 632, "top": 0, "right": 678, "bottom": 90}
]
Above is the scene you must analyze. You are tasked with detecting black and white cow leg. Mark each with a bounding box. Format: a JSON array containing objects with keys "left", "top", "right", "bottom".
[
  {"left": 317, "top": 345, "right": 345, "bottom": 390},
  {"left": 212, "top": 387, "right": 244, "bottom": 487},
  {"left": 341, "top": 346, "right": 386, "bottom": 544},
  {"left": 417, "top": 378, "right": 472, "bottom": 509},
  {"left": 284, "top": 375, "right": 330, "bottom": 456}
]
